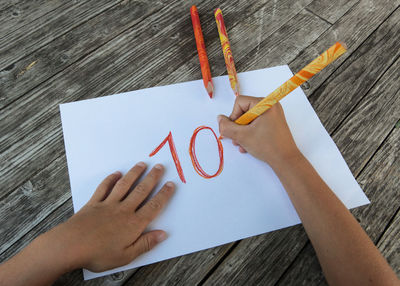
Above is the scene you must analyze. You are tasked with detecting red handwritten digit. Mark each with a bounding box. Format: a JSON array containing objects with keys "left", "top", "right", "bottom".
[
  {"left": 189, "top": 126, "right": 224, "bottom": 179},
  {"left": 149, "top": 131, "right": 186, "bottom": 183}
]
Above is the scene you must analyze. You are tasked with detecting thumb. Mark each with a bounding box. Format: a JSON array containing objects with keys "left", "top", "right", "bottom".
[
  {"left": 128, "top": 230, "right": 167, "bottom": 259},
  {"left": 218, "top": 115, "right": 245, "bottom": 142}
]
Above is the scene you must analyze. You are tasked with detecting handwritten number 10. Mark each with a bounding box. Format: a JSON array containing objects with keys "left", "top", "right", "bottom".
[{"left": 149, "top": 126, "right": 224, "bottom": 183}]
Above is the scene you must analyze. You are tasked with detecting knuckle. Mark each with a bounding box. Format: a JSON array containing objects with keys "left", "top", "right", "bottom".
[
  {"left": 135, "top": 212, "right": 150, "bottom": 225},
  {"left": 116, "top": 179, "right": 130, "bottom": 190},
  {"left": 143, "top": 237, "right": 152, "bottom": 252},
  {"left": 148, "top": 199, "right": 162, "bottom": 210},
  {"left": 134, "top": 183, "right": 147, "bottom": 195}
]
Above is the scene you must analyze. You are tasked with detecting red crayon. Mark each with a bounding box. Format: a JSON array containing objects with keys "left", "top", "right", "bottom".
[{"left": 190, "top": 5, "right": 214, "bottom": 98}]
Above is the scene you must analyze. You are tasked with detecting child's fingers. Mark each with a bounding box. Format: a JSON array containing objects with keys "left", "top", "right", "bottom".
[
  {"left": 229, "top": 95, "right": 262, "bottom": 120},
  {"left": 89, "top": 172, "right": 122, "bottom": 203},
  {"left": 106, "top": 162, "right": 147, "bottom": 202},
  {"left": 123, "top": 164, "right": 165, "bottom": 209},
  {"left": 218, "top": 115, "right": 247, "bottom": 143},
  {"left": 127, "top": 230, "right": 167, "bottom": 260},
  {"left": 135, "top": 182, "right": 175, "bottom": 223}
]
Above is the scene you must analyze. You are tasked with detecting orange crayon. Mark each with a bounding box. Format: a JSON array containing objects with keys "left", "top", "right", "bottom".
[
  {"left": 190, "top": 5, "right": 214, "bottom": 98},
  {"left": 235, "top": 42, "right": 347, "bottom": 125},
  {"left": 215, "top": 8, "right": 240, "bottom": 97}
]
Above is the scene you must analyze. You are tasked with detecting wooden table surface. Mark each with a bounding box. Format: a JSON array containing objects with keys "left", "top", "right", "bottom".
[{"left": 1, "top": 0, "right": 399, "bottom": 285}]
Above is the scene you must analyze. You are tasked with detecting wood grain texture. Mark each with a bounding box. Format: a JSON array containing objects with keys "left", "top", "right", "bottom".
[
  {"left": 123, "top": 243, "right": 234, "bottom": 286},
  {"left": 0, "top": 155, "right": 70, "bottom": 254},
  {"left": 0, "top": 0, "right": 164, "bottom": 109},
  {"left": 289, "top": 0, "right": 400, "bottom": 97},
  {"left": 0, "top": 0, "right": 67, "bottom": 40},
  {"left": 306, "top": 0, "right": 359, "bottom": 23},
  {"left": 308, "top": 6, "right": 400, "bottom": 135},
  {"left": 378, "top": 209, "right": 400, "bottom": 275},
  {"left": 202, "top": 225, "right": 308, "bottom": 286},
  {"left": 332, "top": 56, "right": 400, "bottom": 175},
  {"left": 0, "top": 0, "right": 123, "bottom": 70}
]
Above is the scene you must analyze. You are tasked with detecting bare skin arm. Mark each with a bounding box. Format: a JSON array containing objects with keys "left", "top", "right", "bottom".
[
  {"left": 218, "top": 95, "right": 399, "bottom": 286},
  {"left": 0, "top": 163, "right": 175, "bottom": 286}
]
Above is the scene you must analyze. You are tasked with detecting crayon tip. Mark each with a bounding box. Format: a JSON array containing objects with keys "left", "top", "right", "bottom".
[
  {"left": 206, "top": 81, "right": 214, "bottom": 99},
  {"left": 337, "top": 41, "right": 347, "bottom": 50}
]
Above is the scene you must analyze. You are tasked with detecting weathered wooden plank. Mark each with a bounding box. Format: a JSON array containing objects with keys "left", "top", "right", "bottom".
[
  {"left": 54, "top": 268, "right": 138, "bottom": 286},
  {"left": 200, "top": 226, "right": 308, "bottom": 286},
  {"left": 378, "top": 208, "right": 400, "bottom": 276},
  {"left": 123, "top": 243, "right": 234, "bottom": 286},
  {"left": 0, "top": 197, "right": 73, "bottom": 262},
  {"left": 306, "top": 7, "right": 400, "bottom": 135},
  {"left": 0, "top": 0, "right": 122, "bottom": 70},
  {"left": 306, "top": 0, "right": 359, "bottom": 23},
  {"left": 289, "top": 0, "right": 400, "bottom": 98},
  {"left": 0, "top": 0, "right": 25, "bottom": 11},
  {"left": 0, "top": 155, "right": 70, "bottom": 254},
  {"left": 332, "top": 57, "right": 400, "bottom": 175},
  {"left": 276, "top": 126, "right": 400, "bottom": 285},
  {"left": 0, "top": 0, "right": 165, "bottom": 109},
  {"left": 0, "top": 0, "right": 67, "bottom": 40},
  {"left": 200, "top": 23, "right": 400, "bottom": 286}
]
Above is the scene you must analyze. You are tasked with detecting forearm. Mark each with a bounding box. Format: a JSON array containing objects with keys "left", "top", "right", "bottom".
[
  {"left": 0, "top": 228, "right": 75, "bottom": 286},
  {"left": 271, "top": 152, "right": 398, "bottom": 286}
]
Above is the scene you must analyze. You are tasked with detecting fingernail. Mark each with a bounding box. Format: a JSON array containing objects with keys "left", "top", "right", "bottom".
[
  {"left": 113, "top": 171, "right": 121, "bottom": 176},
  {"left": 166, "top": 181, "right": 175, "bottom": 188},
  {"left": 154, "top": 164, "right": 163, "bottom": 170},
  {"left": 156, "top": 231, "right": 167, "bottom": 243},
  {"left": 217, "top": 115, "right": 223, "bottom": 123},
  {"left": 137, "top": 161, "right": 146, "bottom": 167}
]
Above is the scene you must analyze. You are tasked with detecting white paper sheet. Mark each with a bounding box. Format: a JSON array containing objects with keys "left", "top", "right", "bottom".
[{"left": 60, "top": 65, "right": 369, "bottom": 280}]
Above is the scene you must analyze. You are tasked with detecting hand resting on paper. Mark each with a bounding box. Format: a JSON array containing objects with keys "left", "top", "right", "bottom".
[
  {"left": 218, "top": 95, "right": 399, "bottom": 286},
  {"left": 0, "top": 163, "right": 175, "bottom": 286}
]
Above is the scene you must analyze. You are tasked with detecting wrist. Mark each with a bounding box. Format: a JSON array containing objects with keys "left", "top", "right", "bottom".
[
  {"left": 266, "top": 147, "right": 304, "bottom": 171},
  {"left": 36, "top": 223, "right": 81, "bottom": 274}
]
